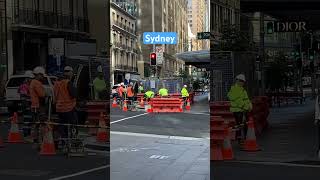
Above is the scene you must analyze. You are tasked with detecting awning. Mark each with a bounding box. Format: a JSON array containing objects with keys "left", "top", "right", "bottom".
[{"left": 175, "top": 50, "right": 210, "bottom": 67}]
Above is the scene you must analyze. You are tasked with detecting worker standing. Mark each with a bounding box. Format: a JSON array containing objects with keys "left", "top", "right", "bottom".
[
  {"left": 93, "top": 66, "right": 107, "bottom": 100},
  {"left": 117, "top": 83, "right": 125, "bottom": 106},
  {"left": 126, "top": 83, "right": 134, "bottom": 110},
  {"left": 29, "top": 66, "right": 46, "bottom": 146},
  {"left": 227, "top": 74, "right": 252, "bottom": 145},
  {"left": 144, "top": 89, "right": 155, "bottom": 101},
  {"left": 159, "top": 86, "right": 169, "bottom": 97},
  {"left": 54, "top": 66, "right": 78, "bottom": 147},
  {"left": 138, "top": 82, "right": 144, "bottom": 93},
  {"left": 181, "top": 85, "right": 189, "bottom": 106}
]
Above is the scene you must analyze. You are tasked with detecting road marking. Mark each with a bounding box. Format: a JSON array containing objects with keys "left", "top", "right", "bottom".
[
  {"left": 111, "top": 113, "right": 148, "bottom": 124},
  {"left": 229, "top": 160, "right": 320, "bottom": 168},
  {"left": 111, "top": 131, "right": 209, "bottom": 141},
  {"left": 111, "top": 147, "right": 161, "bottom": 153},
  {"left": 48, "top": 165, "right": 109, "bottom": 180},
  {"left": 150, "top": 155, "right": 169, "bottom": 159}
]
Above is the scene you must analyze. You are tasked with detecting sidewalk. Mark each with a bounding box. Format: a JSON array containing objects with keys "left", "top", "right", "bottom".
[
  {"left": 110, "top": 133, "right": 210, "bottom": 180},
  {"left": 233, "top": 98, "right": 319, "bottom": 163}
]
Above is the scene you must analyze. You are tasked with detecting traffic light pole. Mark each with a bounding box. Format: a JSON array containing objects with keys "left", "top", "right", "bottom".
[
  {"left": 260, "top": 12, "right": 265, "bottom": 95},
  {"left": 151, "top": 0, "right": 157, "bottom": 78}
]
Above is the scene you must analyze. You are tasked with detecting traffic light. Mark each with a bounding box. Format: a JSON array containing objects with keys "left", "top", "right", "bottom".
[
  {"left": 309, "top": 49, "right": 315, "bottom": 60},
  {"left": 266, "top": 22, "right": 274, "bottom": 34},
  {"left": 150, "top": 52, "right": 156, "bottom": 66}
]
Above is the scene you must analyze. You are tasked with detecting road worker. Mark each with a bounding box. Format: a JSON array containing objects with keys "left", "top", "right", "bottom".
[
  {"left": 138, "top": 82, "right": 144, "bottom": 93},
  {"left": 126, "top": 83, "right": 135, "bottom": 110},
  {"left": 29, "top": 66, "right": 46, "bottom": 146},
  {"left": 227, "top": 74, "right": 252, "bottom": 145},
  {"left": 54, "top": 66, "right": 78, "bottom": 146},
  {"left": 181, "top": 85, "right": 189, "bottom": 106},
  {"left": 93, "top": 66, "right": 107, "bottom": 100},
  {"left": 158, "top": 86, "right": 169, "bottom": 97},
  {"left": 144, "top": 89, "right": 155, "bottom": 101}
]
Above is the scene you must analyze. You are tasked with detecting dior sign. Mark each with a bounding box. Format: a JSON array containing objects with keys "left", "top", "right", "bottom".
[{"left": 274, "top": 21, "right": 308, "bottom": 32}]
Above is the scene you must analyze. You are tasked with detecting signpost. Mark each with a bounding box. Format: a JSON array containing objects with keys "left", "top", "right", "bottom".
[
  {"left": 197, "top": 32, "right": 211, "bottom": 40},
  {"left": 156, "top": 46, "right": 163, "bottom": 65}
]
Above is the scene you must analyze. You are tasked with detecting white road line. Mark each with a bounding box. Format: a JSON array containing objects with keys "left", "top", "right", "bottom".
[
  {"left": 110, "top": 131, "right": 209, "bottom": 141},
  {"left": 229, "top": 160, "right": 320, "bottom": 168},
  {"left": 185, "top": 112, "right": 210, "bottom": 115},
  {"left": 48, "top": 165, "right": 109, "bottom": 180},
  {"left": 110, "top": 113, "right": 148, "bottom": 124}
]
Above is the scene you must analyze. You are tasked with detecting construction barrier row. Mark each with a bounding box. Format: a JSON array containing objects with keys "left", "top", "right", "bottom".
[
  {"left": 112, "top": 96, "right": 191, "bottom": 113},
  {"left": 0, "top": 111, "right": 109, "bottom": 156},
  {"left": 210, "top": 97, "right": 270, "bottom": 161},
  {"left": 136, "top": 93, "right": 195, "bottom": 104}
]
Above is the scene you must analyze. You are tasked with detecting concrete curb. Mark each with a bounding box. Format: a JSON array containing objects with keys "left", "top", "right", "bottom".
[{"left": 83, "top": 136, "right": 109, "bottom": 151}]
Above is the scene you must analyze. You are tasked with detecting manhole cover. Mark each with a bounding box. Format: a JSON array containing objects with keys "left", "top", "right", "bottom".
[
  {"left": 286, "top": 161, "right": 320, "bottom": 165},
  {"left": 0, "top": 169, "right": 50, "bottom": 176}
]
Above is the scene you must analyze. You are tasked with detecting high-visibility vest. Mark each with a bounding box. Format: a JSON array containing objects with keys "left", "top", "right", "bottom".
[
  {"left": 159, "top": 88, "right": 168, "bottom": 96},
  {"left": 181, "top": 88, "right": 189, "bottom": 97},
  {"left": 145, "top": 91, "right": 154, "bottom": 98},
  {"left": 127, "top": 86, "right": 134, "bottom": 97},
  {"left": 55, "top": 79, "right": 76, "bottom": 112},
  {"left": 227, "top": 83, "right": 252, "bottom": 112},
  {"left": 29, "top": 79, "right": 45, "bottom": 108}
]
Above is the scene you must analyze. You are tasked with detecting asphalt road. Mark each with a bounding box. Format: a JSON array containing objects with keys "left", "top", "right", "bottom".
[
  {"left": 110, "top": 105, "right": 210, "bottom": 138},
  {"left": 0, "top": 116, "right": 109, "bottom": 180}
]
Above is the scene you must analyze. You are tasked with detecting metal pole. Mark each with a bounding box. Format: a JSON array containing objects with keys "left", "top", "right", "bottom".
[
  {"left": 260, "top": 12, "right": 265, "bottom": 95},
  {"left": 151, "top": 0, "right": 156, "bottom": 78},
  {"left": 300, "top": 33, "right": 303, "bottom": 93}
]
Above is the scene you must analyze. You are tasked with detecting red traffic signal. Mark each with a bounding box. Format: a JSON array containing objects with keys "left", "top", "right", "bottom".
[{"left": 150, "top": 53, "right": 156, "bottom": 66}]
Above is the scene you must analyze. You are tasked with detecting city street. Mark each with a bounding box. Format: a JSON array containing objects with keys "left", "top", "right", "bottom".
[
  {"left": 110, "top": 94, "right": 210, "bottom": 180},
  {"left": 212, "top": 98, "right": 320, "bottom": 179},
  {"left": 0, "top": 115, "right": 109, "bottom": 180}
]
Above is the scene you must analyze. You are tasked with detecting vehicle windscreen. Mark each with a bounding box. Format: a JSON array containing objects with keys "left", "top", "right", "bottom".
[{"left": 6, "top": 77, "right": 26, "bottom": 87}]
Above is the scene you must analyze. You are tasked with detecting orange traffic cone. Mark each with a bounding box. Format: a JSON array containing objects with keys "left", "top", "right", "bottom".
[
  {"left": 140, "top": 97, "right": 144, "bottom": 108},
  {"left": 96, "top": 112, "right": 108, "bottom": 143},
  {"left": 186, "top": 99, "right": 191, "bottom": 111},
  {"left": 40, "top": 125, "right": 56, "bottom": 155},
  {"left": 112, "top": 97, "right": 117, "bottom": 108},
  {"left": 147, "top": 101, "right": 153, "bottom": 113},
  {"left": 7, "top": 112, "right": 23, "bottom": 143},
  {"left": 211, "top": 143, "right": 223, "bottom": 161},
  {"left": 222, "top": 127, "right": 234, "bottom": 160},
  {"left": 242, "top": 116, "right": 260, "bottom": 152},
  {"left": 123, "top": 100, "right": 128, "bottom": 112}
]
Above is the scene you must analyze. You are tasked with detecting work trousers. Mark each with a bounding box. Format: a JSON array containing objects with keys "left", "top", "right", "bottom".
[
  {"left": 57, "top": 109, "right": 78, "bottom": 139},
  {"left": 233, "top": 112, "right": 248, "bottom": 140}
]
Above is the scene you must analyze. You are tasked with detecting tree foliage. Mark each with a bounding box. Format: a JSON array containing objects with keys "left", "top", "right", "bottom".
[
  {"left": 219, "top": 24, "right": 256, "bottom": 51},
  {"left": 265, "top": 53, "right": 289, "bottom": 91}
]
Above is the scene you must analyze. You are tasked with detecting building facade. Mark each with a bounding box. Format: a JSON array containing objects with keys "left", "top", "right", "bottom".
[
  {"left": 4, "top": 0, "right": 92, "bottom": 76},
  {"left": 188, "top": 0, "right": 207, "bottom": 51},
  {"left": 210, "top": 0, "right": 240, "bottom": 47},
  {"left": 110, "top": 0, "right": 139, "bottom": 85},
  {"left": 137, "top": 0, "right": 188, "bottom": 78}
]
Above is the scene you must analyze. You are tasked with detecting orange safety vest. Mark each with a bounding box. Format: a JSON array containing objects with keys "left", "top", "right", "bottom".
[
  {"left": 127, "top": 86, "right": 134, "bottom": 97},
  {"left": 55, "top": 79, "right": 76, "bottom": 112},
  {"left": 29, "top": 79, "right": 45, "bottom": 108}
]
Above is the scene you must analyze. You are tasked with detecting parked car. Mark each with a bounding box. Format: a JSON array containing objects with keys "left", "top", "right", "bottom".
[{"left": 5, "top": 73, "right": 56, "bottom": 113}]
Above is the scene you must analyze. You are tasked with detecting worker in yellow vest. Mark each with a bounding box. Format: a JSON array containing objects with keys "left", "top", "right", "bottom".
[
  {"left": 158, "top": 86, "right": 169, "bottom": 97},
  {"left": 181, "top": 85, "right": 189, "bottom": 106}
]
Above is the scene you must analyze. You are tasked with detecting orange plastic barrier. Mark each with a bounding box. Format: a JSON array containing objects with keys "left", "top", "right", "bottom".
[
  {"left": 86, "top": 101, "right": 109, "bottom": 138},
  {"left": 150, "top": 98, "right": 183, "bottom": 113}
]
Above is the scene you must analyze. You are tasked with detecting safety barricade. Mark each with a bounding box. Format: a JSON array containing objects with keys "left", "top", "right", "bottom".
[
  {"left": 150, "top": 98, "right": 183, "bottom": 113},
  {"left": 86, "top": 101, "right": 109, "bottom": 138}
]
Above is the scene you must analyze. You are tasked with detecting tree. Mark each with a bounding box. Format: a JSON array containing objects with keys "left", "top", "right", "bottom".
[
  {"left": 265, "top": 53, "right": 289, "bottom": 92},
  {"left": 192, "top": 79, "right": 201, "bottom": 91},
  {"left": 219, "top": 23, "right": 256, "bottom": 51}
]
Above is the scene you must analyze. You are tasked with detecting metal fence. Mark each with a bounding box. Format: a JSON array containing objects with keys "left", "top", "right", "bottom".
[{"left": 141, "top": 78, "right": 183, "bottom": 94}]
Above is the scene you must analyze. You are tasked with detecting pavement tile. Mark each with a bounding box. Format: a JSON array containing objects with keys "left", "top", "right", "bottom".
[{"left": 180, "top": 173, "right": 207, "bottom": 180}]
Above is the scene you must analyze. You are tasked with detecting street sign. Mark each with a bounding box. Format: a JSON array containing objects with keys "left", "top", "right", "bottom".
[
  {"left": 156, "top": 47, "right": 163, "bottom": 65},
  {"left": 125, "top": 73, "right": 130, "bottom": 81},
  {"left": 197, "top": 32, "right": 211, "bottom": 39}
]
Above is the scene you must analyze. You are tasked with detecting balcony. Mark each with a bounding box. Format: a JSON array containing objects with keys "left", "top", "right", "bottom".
[
  {"left": 12, "top": 8, "right": 89, "bottom": 33},
  {"left": 113, "top": 21, "right": 136, "bottom": 35},
  {"left": 115, "top": 64, "right": 123, "bottom": 70}
]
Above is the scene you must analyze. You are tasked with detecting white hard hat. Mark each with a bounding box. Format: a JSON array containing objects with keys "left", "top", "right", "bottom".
[
  {"left": 33, "top": 66, "right": 45, "bottom": 75},
  {"left": 236, "top": 74, "right": 246, "bottom": 82},
  {"left": 184, "top": 85, "right": 187, "bottom": 87},
  {"left": 25, "top": 70, "right": 35, "bottom": 78},
  {"left": 97, "top": 65, "right": 103, "bottom": 73},
  {"left": 64, "top": 66, "right": 73, "bottom": 72},
  {"left": 120, "top": 82, "right": 124, "bottom": 85}
]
